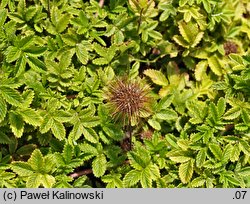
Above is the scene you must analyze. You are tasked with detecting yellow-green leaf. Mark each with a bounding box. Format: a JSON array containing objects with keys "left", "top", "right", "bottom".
[
  {"left": 11, "top": 162, "right": 34, "bottom": 177},
  {"left": 190, "top": 177, "right": 205, "bottom": 187},
  {"left": 26, "top": 173, "right": 42, "bottom": 188},
  {"left": 28, "top": 149, "right": 44, "bottom": 172},
  {"left": 148, "top": 118, "right": 161, "bottom": 130},
  {"left": 196, "top": 148, "right": 206, "bottom": 168},
  {"left": 178, "top": 20, "right": 198, "bottom": 43},
  {"left": 195, "top": 60, "right": 208, "bottom": 81},
  {"left": 40, "top": 174, "right": 56, "bottom": 188},
  {"left": 18, "top": 108, "right": 42, "bottom": 126},
  {"left": 230, "top": 144, "right": 240, "bottom": 162},
  {"left": 0, "top": 86, "right": 23, "bottom": 106},
  {"left": 169, "top": 156, "right": 191, "bottom": 163},
  {"left": 208, "top": 56, "right": 223, "bottom": 76},
  {"left": 51, "top": 119, "right": 66, "bottom": 140},
  {"left": 209, "top": 143, "right": 223, "bottom": 160},
  {"left": 0, "top": 97, "right": 7, "bottom": 122},
  {"left": 179, "top": 159, "right": 194, "bottom": 184},
  {"left": 144, "top": 69, "right": 168, "bottom": 86},
  {"left": 141, "top": 167, "right": 152, "bottom": 188},
  {"left": 76, "top": 43, "right": 88, "bottom": 65},
  {"left": 123, "top": 169, "right": 141, "bottom": 187},
  {"left": 239, "top": 140, "right": 250, "bottom": 156},
  {"left": 9, "top": 112, "right": 24, "bottom": 138},
  {"left": 92, "top": 154, "right": 107, "bottom": 177}
]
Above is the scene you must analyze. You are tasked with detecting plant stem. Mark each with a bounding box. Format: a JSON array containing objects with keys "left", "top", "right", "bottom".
[
  {"left": 128, "top": 119, "right": 132, "bottom": 150},
  {"left": 47, "top": 0, "right": 50, "bottom": 18},
  {"left": 137, "top": 9, "right": 144, "bottom": 34},
  {"left": 69, "top": 169, "right": 93, "bottom": 179},
  {"left": 99, "top": 0, "right": 105, "bottom": 8}
]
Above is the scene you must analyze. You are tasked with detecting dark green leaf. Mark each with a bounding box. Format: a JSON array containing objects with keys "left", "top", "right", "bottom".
[
  {"left": 16, "top": 144, "right": 37, "bottom": 156},
  {"left": 0, "top": 132, "right": 12, "bottom": 144},
  {"left": 9, "top": 112, "right": 24, "bottom": 138},
  {"left": 63, "top": 143, "right": 73, "bottom": 164}
]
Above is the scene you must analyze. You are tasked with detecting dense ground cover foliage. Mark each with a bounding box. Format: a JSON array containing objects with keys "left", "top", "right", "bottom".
[{"left": 0, "top": 0, "right": 250, "bottom": 188}]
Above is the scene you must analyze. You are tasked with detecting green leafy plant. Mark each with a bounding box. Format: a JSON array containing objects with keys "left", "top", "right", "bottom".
[{"left": 0, "top": 0, "right": 250, "bottom": 188}]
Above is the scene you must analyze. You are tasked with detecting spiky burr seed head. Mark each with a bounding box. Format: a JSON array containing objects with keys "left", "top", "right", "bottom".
[
  {"left": 140, "top": 129, "right": 153, "bottom": 140},
  {"left": 105, "top": 77, "right": 152, "bottom": 125},
  {"left": 224, "top": 41, "right": 238, "bottom": 55}
]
